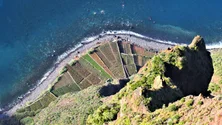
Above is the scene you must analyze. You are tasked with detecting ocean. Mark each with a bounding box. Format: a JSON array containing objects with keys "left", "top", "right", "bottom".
[{"left": 0, "top": 0, "right": 222, "bottom": 110}]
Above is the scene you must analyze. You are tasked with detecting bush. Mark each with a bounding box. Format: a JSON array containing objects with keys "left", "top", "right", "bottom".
[
  {"left": 20, "top": 117, "right": 34, "bottom": 125},
  {"left": 168, "top": 104, "right": 178, "bottom": 111},
  {"left": 186, "top": 99, "right": 194, "bottom": 107},
  {"left": 59, "top": 66, "right": 68, "bottom": 74},
  {"left": 167, "top": 115, "right": 181, "bottom": 125},
  {"left": 87, "top": 103, "right": 120, "bottom": 125},
  {"left": 208, "top": 82, "right": 220, "bottom": 93},
  {"left": 180, "top": 97, "right": 185, "bottom": 103},
  {"left": 198, "top": 101, "right": 203, "bottom": 105},
  {"left": 219, "top": 80, "right": 222, "bottom": 85}
]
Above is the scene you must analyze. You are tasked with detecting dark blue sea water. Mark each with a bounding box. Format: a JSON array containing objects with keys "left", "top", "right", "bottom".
[{"left": 0, "top": 0, "right": 222, "bottom": 110}]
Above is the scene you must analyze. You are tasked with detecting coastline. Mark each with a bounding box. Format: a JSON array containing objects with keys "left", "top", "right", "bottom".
[{"left": 4, "top": 30, "right": 179, "bottom": 116}]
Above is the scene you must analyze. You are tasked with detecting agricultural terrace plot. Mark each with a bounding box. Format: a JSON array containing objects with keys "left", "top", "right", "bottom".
[
  {"left": 51, "top": 82, "right": 81, "bottom": 96},
  {"left": 121, "top": 54, "right": 137, "bottom": 76},
  {"left": 53, "top": 72, "right": 75, "bottom": 90},
  {"left": 117, "top": 41, "right": 125, "bottom": 53},
  {"left": 66, "top": 65, "right": 84, "bottom": 84},
  {"left": 109, "top": 66, "right": 125, "bottom": 79},
  {"left": 144, "top": 49, "right": 156, "bottom": 57},
  {"left": 78, "top": 57, "right": 106, "bottom": 81},
  {"left": 109, "top": 42, "right": 123, "bottom": 65},
  {"left": 39, "top": 92, "right": 57, "bottom": 107},
  {"left": 87, "top": 74, "right": 101, "bottom": 85},
  {"left": 82, "top": 54, "right": 111, "bottom": 79},
  {"left": 89, "top": 52, "right": 114, "bottom": 78},
  {"left": 79, "top": 79, "right": 92, "bottom": 89},
  {"left": 120, "top": 41, "right": 132, "bottom": 54},
  {"left": 29, "top": 100, "right": 42, "bottom": 111},
  {"left": 121, "top": 54, "right": 135, "bottom": 65},
  {"left": 109, "top": 42, "right": 126, "bottom": 78},
  {"left": 125, "top": 64, "right": 137, "bottom": 76},
  {"left": 95, "top": 48, "right": 112, "bottom": 68},
  {"left": 99, "top": 43, "right": 116, "bottom": 63},
  {"left": 131, "top": 44, "right": 145, "bottom": 55},
  {"left": 133, "top": 55, "right": 143, "bottom": 67},
  {"left": 71, "top": 61, "right": 91, "bottom": 77},
  {"left": 28, "top": 92, "right": 57, "bottom": 111},
  {"left": 109, "top": 42, "right": 119, "bottom": 54}
]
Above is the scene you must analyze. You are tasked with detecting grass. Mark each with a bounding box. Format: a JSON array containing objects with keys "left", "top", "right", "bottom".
[
  {"left": 34, "top": 86, "right": 103, "bottom": 125},
  {"left": 211, "top": 50, "right": 222, "bottom": 77},
  {"left": 83, "top": 54, "right": 111, "bottom": 79}
]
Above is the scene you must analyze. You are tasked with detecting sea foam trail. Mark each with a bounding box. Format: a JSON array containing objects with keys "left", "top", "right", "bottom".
[{"left": 206, "top": 41, "right": 222, "bottom": 49}]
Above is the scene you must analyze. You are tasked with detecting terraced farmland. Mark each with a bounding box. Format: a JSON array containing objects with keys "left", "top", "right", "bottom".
[{"left": 18, "top": 40, "right": 156, "bottom": 114}]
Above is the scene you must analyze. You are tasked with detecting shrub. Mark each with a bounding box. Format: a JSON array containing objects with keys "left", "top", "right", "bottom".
[
  {"left": 20, "top": 117, "right": 34, "bottom": 125},
  {"left": 180, "top": 97, "right": 185, "bottom": 103},
  {"left": 186, "top": 99, "right": 194, "bottom": 107},
  {"left": 219, "top": 80, "right": 222, "bottom": 85},
  {"left": 167, "top": 114, "right": 181, "bottom": 125},
  {"left": 69, "top": 59, "right": 76, "bottom": 66},
  {"left": 168, "top": 104, "right": 178, "bottom": 111},
  {"left": 87, "top": 103, "right": 120, "bottom": 125},
  {"left": 59, "top": 66, "right": 67, "bottom": 74},
  {"left": 198, "top": 101, "right": 203, "bottom": 105},
  {"left": 208, "top": 82, "right": 220, "bottom": 93}
]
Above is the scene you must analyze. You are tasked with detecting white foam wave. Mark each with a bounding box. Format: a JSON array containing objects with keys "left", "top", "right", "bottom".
[
  {"left": 206, "top": 41, "right": 222, "bottom": 49},
  {"left": 82, "top": 36, "right": 99, "bottom": 43},
  {"left": 104, "top": 30, "right": 186, "bottom": 46},
  {"left": 55, "top": 43, "right": 83, "bottom": 64}
]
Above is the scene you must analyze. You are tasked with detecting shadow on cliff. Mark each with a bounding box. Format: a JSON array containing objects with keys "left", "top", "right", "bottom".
[
  {"left": 99, "top": 79, "right": 130, "bottom": 97},
  {"left": 143, "top": 85, "right": 184, "bottom": 112}
]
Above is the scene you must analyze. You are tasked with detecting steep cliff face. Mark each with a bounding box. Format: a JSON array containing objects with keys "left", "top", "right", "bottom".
[
  {"left": 163, "top": 35, "right": 213, "bottom": 95},
  {"left": 87, "top": 36, "right": 214, "bottom": 125}
]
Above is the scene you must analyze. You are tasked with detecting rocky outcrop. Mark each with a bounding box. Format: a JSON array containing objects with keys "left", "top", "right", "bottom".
[{"left": 164, "top": 35, "right": 213, "bottom": 95}]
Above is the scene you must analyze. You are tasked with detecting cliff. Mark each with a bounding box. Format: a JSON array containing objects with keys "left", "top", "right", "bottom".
[{"left": 87, "top": 36, "right": 215, "bottom": 125}]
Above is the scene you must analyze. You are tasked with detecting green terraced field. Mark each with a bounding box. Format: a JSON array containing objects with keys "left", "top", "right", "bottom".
[
  {"left": 16, "top": 41, "right": 156, "bottom": 117},
  {"left": 82, "top": 54, "right": 111, "bottom": 79}
]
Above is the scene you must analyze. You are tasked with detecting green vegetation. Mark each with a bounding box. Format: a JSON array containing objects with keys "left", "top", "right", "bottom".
[
  {"left": 186, "top": 99, "right": 194, "bottom": 107},
  {"left": 180, "top": 97, "right": 185, "bottom": 103},
  {"left": 168, "top": 104, "right": 178, "bottom": 111},
  {"left": 208, "top": 82, "right": 221, "bottom": 93},
  {"left": 34, "top": 86, "right": 102, "bottom": 125},
  {"left": 69, "top": 59, "right": 77, "bottom": 66},
  {"left": 87, "top": 103, "right": 120, "bottom": 125},
  {"left": 198, "top": 100, "right": 203, "bottom": 105},
  {"left": 20, "top": 117, "right": 34, "bottom": 125},
  {"left": 83, "top": 54, "right": 111, "bottom": 79},
  {"left": 211, "top": 49, "right": 222, "bottom": 77},
  {"left": 59, "top": 66, "right": 68, "bottom": 74}
]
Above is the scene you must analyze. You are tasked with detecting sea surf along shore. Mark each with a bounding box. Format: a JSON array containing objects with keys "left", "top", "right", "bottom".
[{"left": 1, "top": 30, "right": 218, "bottom": 116}]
